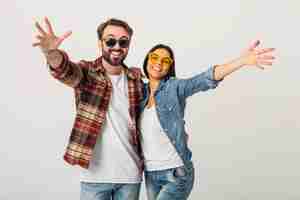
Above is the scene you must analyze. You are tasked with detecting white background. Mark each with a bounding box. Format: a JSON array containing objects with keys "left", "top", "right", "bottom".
[{"left": 1, "top": 0, "right": 299, "bottom": 199}]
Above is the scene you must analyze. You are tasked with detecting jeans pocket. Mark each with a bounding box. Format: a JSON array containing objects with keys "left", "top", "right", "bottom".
[{"left": 173, "top": 166, "right": 189, "bottom": 182}]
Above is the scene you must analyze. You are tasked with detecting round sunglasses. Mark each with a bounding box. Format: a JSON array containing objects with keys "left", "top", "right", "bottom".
[{"left": 148, "top": 52, "right": 173, "bottom": 68}]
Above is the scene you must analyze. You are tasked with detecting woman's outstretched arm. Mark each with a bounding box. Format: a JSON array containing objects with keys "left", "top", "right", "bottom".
[{"left": 213, "top": 40, "right": 275, "bottom": 81}]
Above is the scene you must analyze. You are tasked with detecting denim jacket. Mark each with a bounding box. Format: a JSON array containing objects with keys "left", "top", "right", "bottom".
[{"left": 140, "top": 66, "right": 222, "bottom": 169}]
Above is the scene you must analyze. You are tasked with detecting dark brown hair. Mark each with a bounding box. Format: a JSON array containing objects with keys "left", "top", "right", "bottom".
[{"left": 97, "top": 18, "right": 133, "bottom": 40}]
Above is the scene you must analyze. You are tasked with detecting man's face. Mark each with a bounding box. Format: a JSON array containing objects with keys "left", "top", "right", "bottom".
[{"left": 99, "top": 25, "right": 130, "bottom": 66}]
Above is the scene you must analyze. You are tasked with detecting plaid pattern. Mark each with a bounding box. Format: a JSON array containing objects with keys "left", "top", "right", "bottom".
[{"left": 48, "top": 50, "right": 143, "bottom": 170}]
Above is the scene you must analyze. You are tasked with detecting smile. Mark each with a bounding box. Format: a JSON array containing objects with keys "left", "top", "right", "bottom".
[
  {"left": 152, "top": 65, "right": 162, "bottom": 72},
  {"left": 111, "top": 51, "right": 122, "bottom": 56}
]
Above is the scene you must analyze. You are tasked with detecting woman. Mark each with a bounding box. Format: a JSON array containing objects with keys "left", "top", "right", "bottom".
[{"left": 139, "top": 42, "right": 275, "bottom": 200}]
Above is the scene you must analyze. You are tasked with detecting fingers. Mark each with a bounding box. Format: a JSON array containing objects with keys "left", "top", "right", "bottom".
[
  {"left": 256, "top": 48, "right": 275, "bottom": 55},
  {"left": 32, "top": 42, "right": 41, "bottom": 47},
  {"left": 257, "top": 55, "right": 275, "bottom": 60},
  {"left": 35, "top": 17, "right": 55, "bottom": 36},
  {"left": 56, "top": 31, "right": 72, "bottom": 46},
  {"left": 256, "top": 47, "right": 276, "bottom": 67},
  {"left": 242, "top": 40, "right": 276, "bottom": 69},
  {"left": 258, "top": 60, "right": 273, "bottom": 66},
  {"left": 61, "top": 30, "right": 72, "bottom": 40},
  {"left": 248, "top": 40, "right": 260, "bottom": 51},
  {"left": 255, "top": 64, "right": 265, "bottom": 70},
  {"left": 44, "top": 17, "right": 55, "bottom": 35},
  {"left": 36, "top": 35, "right": 43, "bottom": 40},
  {"left": 257, "top": 56, "right": 275, "bottom": 67},
  {"left": 35, "top": 22, "right": 47, "bottom": 36},
  {"left": 33, "top": 35, "right": 44, "bottom": 47}
]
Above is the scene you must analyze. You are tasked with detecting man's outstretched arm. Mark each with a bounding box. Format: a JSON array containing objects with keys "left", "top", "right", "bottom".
[{"left": 33, "top": 17, "right": 86, "bottom": 88}]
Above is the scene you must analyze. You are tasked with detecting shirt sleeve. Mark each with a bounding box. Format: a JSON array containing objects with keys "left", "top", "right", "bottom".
[
  {"left": 177, "top": 65, "right": 223, "bottom": 99},
  {"left": 47, "top": 49, "right": 89, "bottom": 88}
]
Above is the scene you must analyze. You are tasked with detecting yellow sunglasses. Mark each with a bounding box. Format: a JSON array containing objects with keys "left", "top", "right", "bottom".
[{"left": 148, "top": 52, "right": 173, "bottom": 67}]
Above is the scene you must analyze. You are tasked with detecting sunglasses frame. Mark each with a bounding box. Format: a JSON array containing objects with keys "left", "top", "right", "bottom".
[
  {"left": 103, "top": 37, "right": 130, "bottom": 48},
  {"left": 148, "top": 52, "right": 173, "bottom": 67}
]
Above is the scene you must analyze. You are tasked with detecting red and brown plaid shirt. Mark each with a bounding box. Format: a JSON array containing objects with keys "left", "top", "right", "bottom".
[{"left": 48, "top": 50, "right": 143, "bottom": 170}]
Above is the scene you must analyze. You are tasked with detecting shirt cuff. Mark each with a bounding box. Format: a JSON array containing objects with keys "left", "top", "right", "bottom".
[
  {"left": 47, "top": 49, "right": 69, "bottom": 76},
  {"left": 206, "top": 65, "right": 223, "bottom": 88}
]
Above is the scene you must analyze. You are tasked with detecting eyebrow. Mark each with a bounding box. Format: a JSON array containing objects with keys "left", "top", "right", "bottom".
[
  {"left": 104, "top": 34, "right": 129, "bottom": 39},
  {"left": 152, "top": 53, "right": 171, "bottom": 58}
]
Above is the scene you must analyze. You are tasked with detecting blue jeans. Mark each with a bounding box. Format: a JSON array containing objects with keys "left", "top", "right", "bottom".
[
  {"left": 80, "top": 182, "right": 141, "bottom": 200},
  {"left": 144, "top": 161, "right": 195, "bottom": 200}
]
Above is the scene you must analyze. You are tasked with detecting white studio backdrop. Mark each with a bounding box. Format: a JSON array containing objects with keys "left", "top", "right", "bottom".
[{"left": 1, "top": 0, "right": 299, "bottom": 199}]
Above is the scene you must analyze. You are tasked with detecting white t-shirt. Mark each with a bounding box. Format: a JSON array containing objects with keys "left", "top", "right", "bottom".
[
  {"left": 80, "top": 71, "right": 142, "bottom": 183},
  {"left": 140, "top": 106, "right": 184, "bottom": 171}
]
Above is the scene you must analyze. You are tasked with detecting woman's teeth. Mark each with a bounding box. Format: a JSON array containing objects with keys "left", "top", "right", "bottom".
[{"left": 153, "top": 66, "right": 161, "bottom": 72}]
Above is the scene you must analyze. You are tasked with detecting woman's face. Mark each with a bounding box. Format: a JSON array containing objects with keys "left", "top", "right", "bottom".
[{"left": 146, "top": 48, "right": 173, "bottom": 80}]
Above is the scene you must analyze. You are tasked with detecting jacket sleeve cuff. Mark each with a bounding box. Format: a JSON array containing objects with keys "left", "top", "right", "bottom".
[
  {"left": 205, "top": 65, "right": 223, "bottom": 88},
  {"left": 47, "top": 49, "right": 69, "bottom": 78}
]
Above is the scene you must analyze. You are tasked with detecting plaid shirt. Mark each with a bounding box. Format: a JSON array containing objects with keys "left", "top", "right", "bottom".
[{"left": 48, "top": 50, "right": 143, "bottom": 170}]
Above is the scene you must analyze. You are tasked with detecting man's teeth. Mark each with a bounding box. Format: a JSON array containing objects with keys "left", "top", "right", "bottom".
[{"left": 111, "top": 51, "right": 121, "bottom": 56}]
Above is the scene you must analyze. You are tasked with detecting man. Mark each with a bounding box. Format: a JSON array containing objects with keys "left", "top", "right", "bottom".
[{"left": 33, "top": 17, "right": 144, "bottom": 200}]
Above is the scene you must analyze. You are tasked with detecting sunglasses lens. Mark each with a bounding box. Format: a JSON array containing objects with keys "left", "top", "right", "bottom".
[
  {"left": 149, "top": 53, "right": 159, "bottom": 63},
  {"left": 105, "top": 38, "right": 117, "bottom": 48},
  {"left": 119, "top": 39, "right": 130, "bottom": 48},
  {"left": 104, "top": 38, "right": 129, "bottom": 48},
  {"left": 162, "top": 58, "right": 172, "bottom": 67},
  {"left": 149, "top": 53, "right": 172, "bottom": 67}
]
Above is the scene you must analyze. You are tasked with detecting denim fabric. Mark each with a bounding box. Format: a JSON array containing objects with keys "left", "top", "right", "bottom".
[
  {"left": 140, "top": 66, "right": 221, "bottom": 168},
  {"left": 145, "top": 161, "right": 195, "bottom": 200},
  {"left": 80, "top": 182, "right": 141, "bottom": 200}
]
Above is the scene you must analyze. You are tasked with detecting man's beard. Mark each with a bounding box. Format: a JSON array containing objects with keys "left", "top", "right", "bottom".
[{"left": 102, "top": 49, "right": 127, "bottom": 66}]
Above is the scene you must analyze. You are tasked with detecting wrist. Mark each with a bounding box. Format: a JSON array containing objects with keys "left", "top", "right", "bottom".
[
  {"left": 235, "top": 57, "right": 247, "bottom": 68},
  {"left": 43, "top": 48, "right": 57, "bottom": 57},
  {"left": 46, "top": 49, "right": 63, "bottom": 69}
]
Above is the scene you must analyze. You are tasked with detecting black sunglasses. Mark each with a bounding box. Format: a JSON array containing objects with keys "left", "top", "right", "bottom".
[{"left": 104, "top": 37, "right": 130, "bottom": 48}]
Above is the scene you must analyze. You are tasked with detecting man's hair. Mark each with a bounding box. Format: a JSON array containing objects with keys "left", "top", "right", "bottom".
[
  {"left": 97, "top": 18, "right": 133, "bottom": 40},
  {"left": 143, "top": 44, "right": 176, "bottom": 79}
]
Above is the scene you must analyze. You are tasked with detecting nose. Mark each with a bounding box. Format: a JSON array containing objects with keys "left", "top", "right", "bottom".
[
  {"left": 114, "top": 42, "right": 121, "bottom": 49},
  {"left": 157, "top": 59, "right": 164, "bottom": 66},
  {"left": 112, "top": 44, "right": 121, "bottom": 50},
  {"left": 153, "top": 61, "right": 161, "bottom": 67},
  {"left": 152, "top": 58, "right": 162, "bottom": 65}
]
